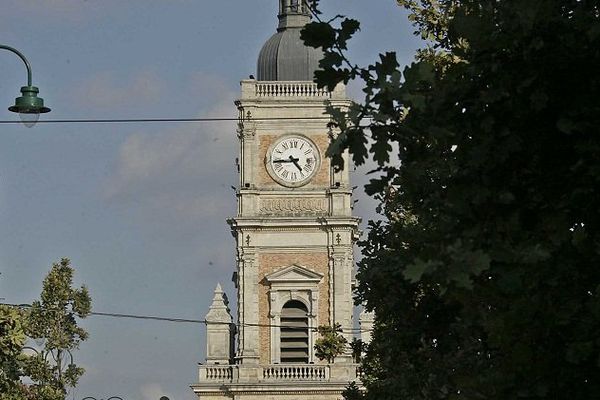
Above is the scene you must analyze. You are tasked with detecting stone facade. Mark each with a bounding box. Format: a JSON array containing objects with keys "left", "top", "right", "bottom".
[
  {"left": 191, "top": 2, "right": 362, "bottom": 399},
  {"left": 258, "top": 253, "right": 330, "bottom": 364}
]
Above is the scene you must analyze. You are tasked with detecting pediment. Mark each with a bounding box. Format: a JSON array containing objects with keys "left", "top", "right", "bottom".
[{"left": 265, "top": 264, "right": 323, "bottom": 284}]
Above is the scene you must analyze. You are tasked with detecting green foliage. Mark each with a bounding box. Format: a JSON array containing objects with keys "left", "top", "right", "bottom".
[
  {"left": 314, "top": 323, "right": 347, "bottom": 363},
  {"left": 0, "top": 305, "right": 27, "bottom": 398},
  {"left": 350, "top": 338, "right": 364, "bottom": 363},
  {"left": 342, "top": 381, "right": 364, "bottom": 400},
  {"left": 304, "top": 0, "right": 600, "bottom": 399},
  {"left": 0, "top": 259, "right": 91, "bottom": 400}
]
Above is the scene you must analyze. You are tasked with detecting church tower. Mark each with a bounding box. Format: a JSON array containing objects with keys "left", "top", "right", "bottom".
[{"left": 192, "top": 2, "right": 361, "bottom": 398}]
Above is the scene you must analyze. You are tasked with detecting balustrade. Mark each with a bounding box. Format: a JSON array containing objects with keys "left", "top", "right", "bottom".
[
  {"left": 255, "top": 82, "right": 330, "bottom": 98},
  {"left": 199, "top": 364, "right": 333, "bottom": 383},
  {"left": 262, "top": 364, "right": 328, "bottom": 381},
  {"left": 199, "top": 365, "right": 233, "bottom": 382}
]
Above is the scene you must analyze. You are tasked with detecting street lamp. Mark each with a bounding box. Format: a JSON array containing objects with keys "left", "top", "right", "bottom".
[
  {"left": 81, "top": 397, "right": 124, "bottom": 400},
  {"left": 1, "top": 44, "right": 50, "bottom": 127}
]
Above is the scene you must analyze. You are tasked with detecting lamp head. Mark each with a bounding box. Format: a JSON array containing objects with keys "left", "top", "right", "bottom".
[
  {"left": 9, "top": 85, "right": 51, "bottom": 114},
  {"left": 8, "top": 86, "right": 50, "bottom": 127}
]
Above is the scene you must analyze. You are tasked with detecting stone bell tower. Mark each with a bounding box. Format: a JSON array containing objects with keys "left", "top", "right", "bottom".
[{"left": 192, "top": 1, "right": 361, "bottom": 398}]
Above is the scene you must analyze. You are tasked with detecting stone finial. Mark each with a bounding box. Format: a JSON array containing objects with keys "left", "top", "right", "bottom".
[
  {"left": 205, "top": 283, "right": 235, "bottom": 365},
  {"left": 206, "top": 283, "right": 230, "bottom": 321}
]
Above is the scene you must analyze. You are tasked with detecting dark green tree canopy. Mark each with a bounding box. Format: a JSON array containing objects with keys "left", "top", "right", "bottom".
[{"left": 303, "top": 0, "right": 600, "bottom": 398}]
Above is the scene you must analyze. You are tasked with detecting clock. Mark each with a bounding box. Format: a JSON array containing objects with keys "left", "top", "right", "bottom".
[{"left": 265, "top": 134, "right": 321, "bottom": 187}]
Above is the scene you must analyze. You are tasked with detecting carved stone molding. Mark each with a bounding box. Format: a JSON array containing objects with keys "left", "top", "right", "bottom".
[
  {"left": 259, "top": 197, "right": 328, "bottom": 216},
  {"left": 237, "top": 126, "right": 256, "bottom": 139}
]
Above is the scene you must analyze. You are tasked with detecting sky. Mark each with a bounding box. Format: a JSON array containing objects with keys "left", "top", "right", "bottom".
[{"left": 0, "top": 1, "right": 422, "bottom": 399}]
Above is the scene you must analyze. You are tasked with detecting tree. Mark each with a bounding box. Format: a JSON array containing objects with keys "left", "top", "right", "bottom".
[
  {"left": 0, "top": 304, "right": 27, "bottom": 398},
  {"left": 314, "top": 323, "right": 347, "bottom": 363},
  {"left": 0, "top": 258, "right": 91, "bottom": 400},
  {"left": 350, "top": 338, "right": 364, "bottom": 364},
  {"left": 303, "top": 0, "right": 600, "bottom": 399}
]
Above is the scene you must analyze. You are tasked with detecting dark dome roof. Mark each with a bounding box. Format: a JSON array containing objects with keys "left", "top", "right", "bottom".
[
  {"left": 257, "top": 28, "right": 322, "bottom": 81},
  {"left": 256, "top": 2, "right": 322, "bottom": 81}
]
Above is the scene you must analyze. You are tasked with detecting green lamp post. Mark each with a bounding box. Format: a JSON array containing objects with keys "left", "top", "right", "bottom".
[{"left": 1, "top": 44, "right": 50, "bottom": 126}]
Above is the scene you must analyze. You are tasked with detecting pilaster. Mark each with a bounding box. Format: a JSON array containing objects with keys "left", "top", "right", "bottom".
[
  {"left": 359, "top": 309, "right": 375, "bottom": 345},
  {"left": 237, "top": 247, "right": 260, "bottom": 364}
]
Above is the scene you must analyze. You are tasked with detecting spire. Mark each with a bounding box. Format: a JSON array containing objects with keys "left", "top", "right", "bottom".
[
  {"left": 206, "top": 283, "right": 231, "bottom": 320},
  {"left": 205, "top": 283, "right": 235, "bottom": 365},
  {"left": 278, "top": 0, "right": 311, "bottom": 30}
]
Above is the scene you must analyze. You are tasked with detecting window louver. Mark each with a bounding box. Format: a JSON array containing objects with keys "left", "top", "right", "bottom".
[{"left": 280, "top": 300, "right": 309, "bottom": 364}]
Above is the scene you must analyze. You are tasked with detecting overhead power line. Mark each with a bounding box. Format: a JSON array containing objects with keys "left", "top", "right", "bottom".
[
  {"left": 0, "top": 303, "right": 373, "bottom": 333},
  {"left": 0, "top": 116, "right": 374, "bottom": 129},
  {"left": 0, "top": 116, "right": 335, "bottom": 125}
]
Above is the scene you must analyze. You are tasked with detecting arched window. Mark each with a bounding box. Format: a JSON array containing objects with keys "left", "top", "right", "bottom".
[{"left": 280, "top": 300, "right": 309, "bottom": 363}]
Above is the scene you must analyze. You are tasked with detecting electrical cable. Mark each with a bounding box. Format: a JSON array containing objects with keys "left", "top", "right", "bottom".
[
  {"left": 0, "top": 116, "right": 335, "bottom": 124},
  {"left": 0, "top": 116, "right": 375, "bottom": 128},
  {"left": 0, "top": 302, "right": 374, "bottom": 333}
]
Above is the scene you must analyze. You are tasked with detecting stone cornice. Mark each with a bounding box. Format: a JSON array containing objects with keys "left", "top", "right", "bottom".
[
  {"left": 229, "top": 217, "right": 360, "bottom": 228},
  {"left": 191, "top": 381, "right": 351, "bottom": 394},
  {"left": 239, "top": 246, "right": 330, "bottom": 253}
]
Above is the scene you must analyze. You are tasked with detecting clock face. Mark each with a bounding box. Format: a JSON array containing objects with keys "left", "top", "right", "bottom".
[{"left": 266, "top": 135, "right": 320, "bottom": 187}]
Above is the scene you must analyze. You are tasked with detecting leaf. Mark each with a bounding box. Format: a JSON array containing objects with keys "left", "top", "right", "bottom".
[
  {"left": 364, "top": 177, "right": 389, "bottom": 196},
  {"left": 450, "top": 271, "right": 472, "bottom": 289},
  {"left": 314, "top": 67, "right": 350, "bottom": 90},
  {"left": 402, "top": 61, "right": 434, "bottom": 87},
  {"left": 403, "top": 259, "right": 438, "bottom": 282},
  {"left": 320, "top": 51, "right": 344, "bottom": 69},
  {"left": 557, "top": 118, "right": 576, "bottom": 134},
  {"left": 370, "top": 139, "right": 392, "bottom": 166},
  {"left": 566, "top": 341, "right": 594, "bottom": 364},
  {"left": 465, "top": 249, "right": 491, "bottom": 276},
  {"left": 301, "top": 22, "right": 337, "bottom": 48},
  {"left": 347, "top": 128, "right": 369, "bottom": 166},
  {"left": 338, "top": 18, "right": 361, "bottom": 49}
]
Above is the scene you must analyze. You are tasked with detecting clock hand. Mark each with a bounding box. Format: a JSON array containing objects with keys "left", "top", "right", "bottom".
[
  {"left": 291, "top": 159, "right": 302, "bottom": 172},
  {"left": 273, "top": 159, "right": 292, "bottom": 163},
  {"left": 286, "top": 155, "right": 303, "bottom": 172}
]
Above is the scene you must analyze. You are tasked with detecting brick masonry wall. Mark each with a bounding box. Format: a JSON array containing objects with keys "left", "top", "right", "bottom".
[{"left": 258, "top": 252, "right": 330, "bottom": 364}]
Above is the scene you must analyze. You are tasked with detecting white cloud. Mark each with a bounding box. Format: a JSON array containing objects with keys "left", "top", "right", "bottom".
[
  {"left": 140, "top": 382, "right": 173, "bottom": 400},
  {"left": 103, "top": 73, "right": 237, "bottom": 227},
  {"left": 74, "top": 69, "right": 164, "bottom": 108}
]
